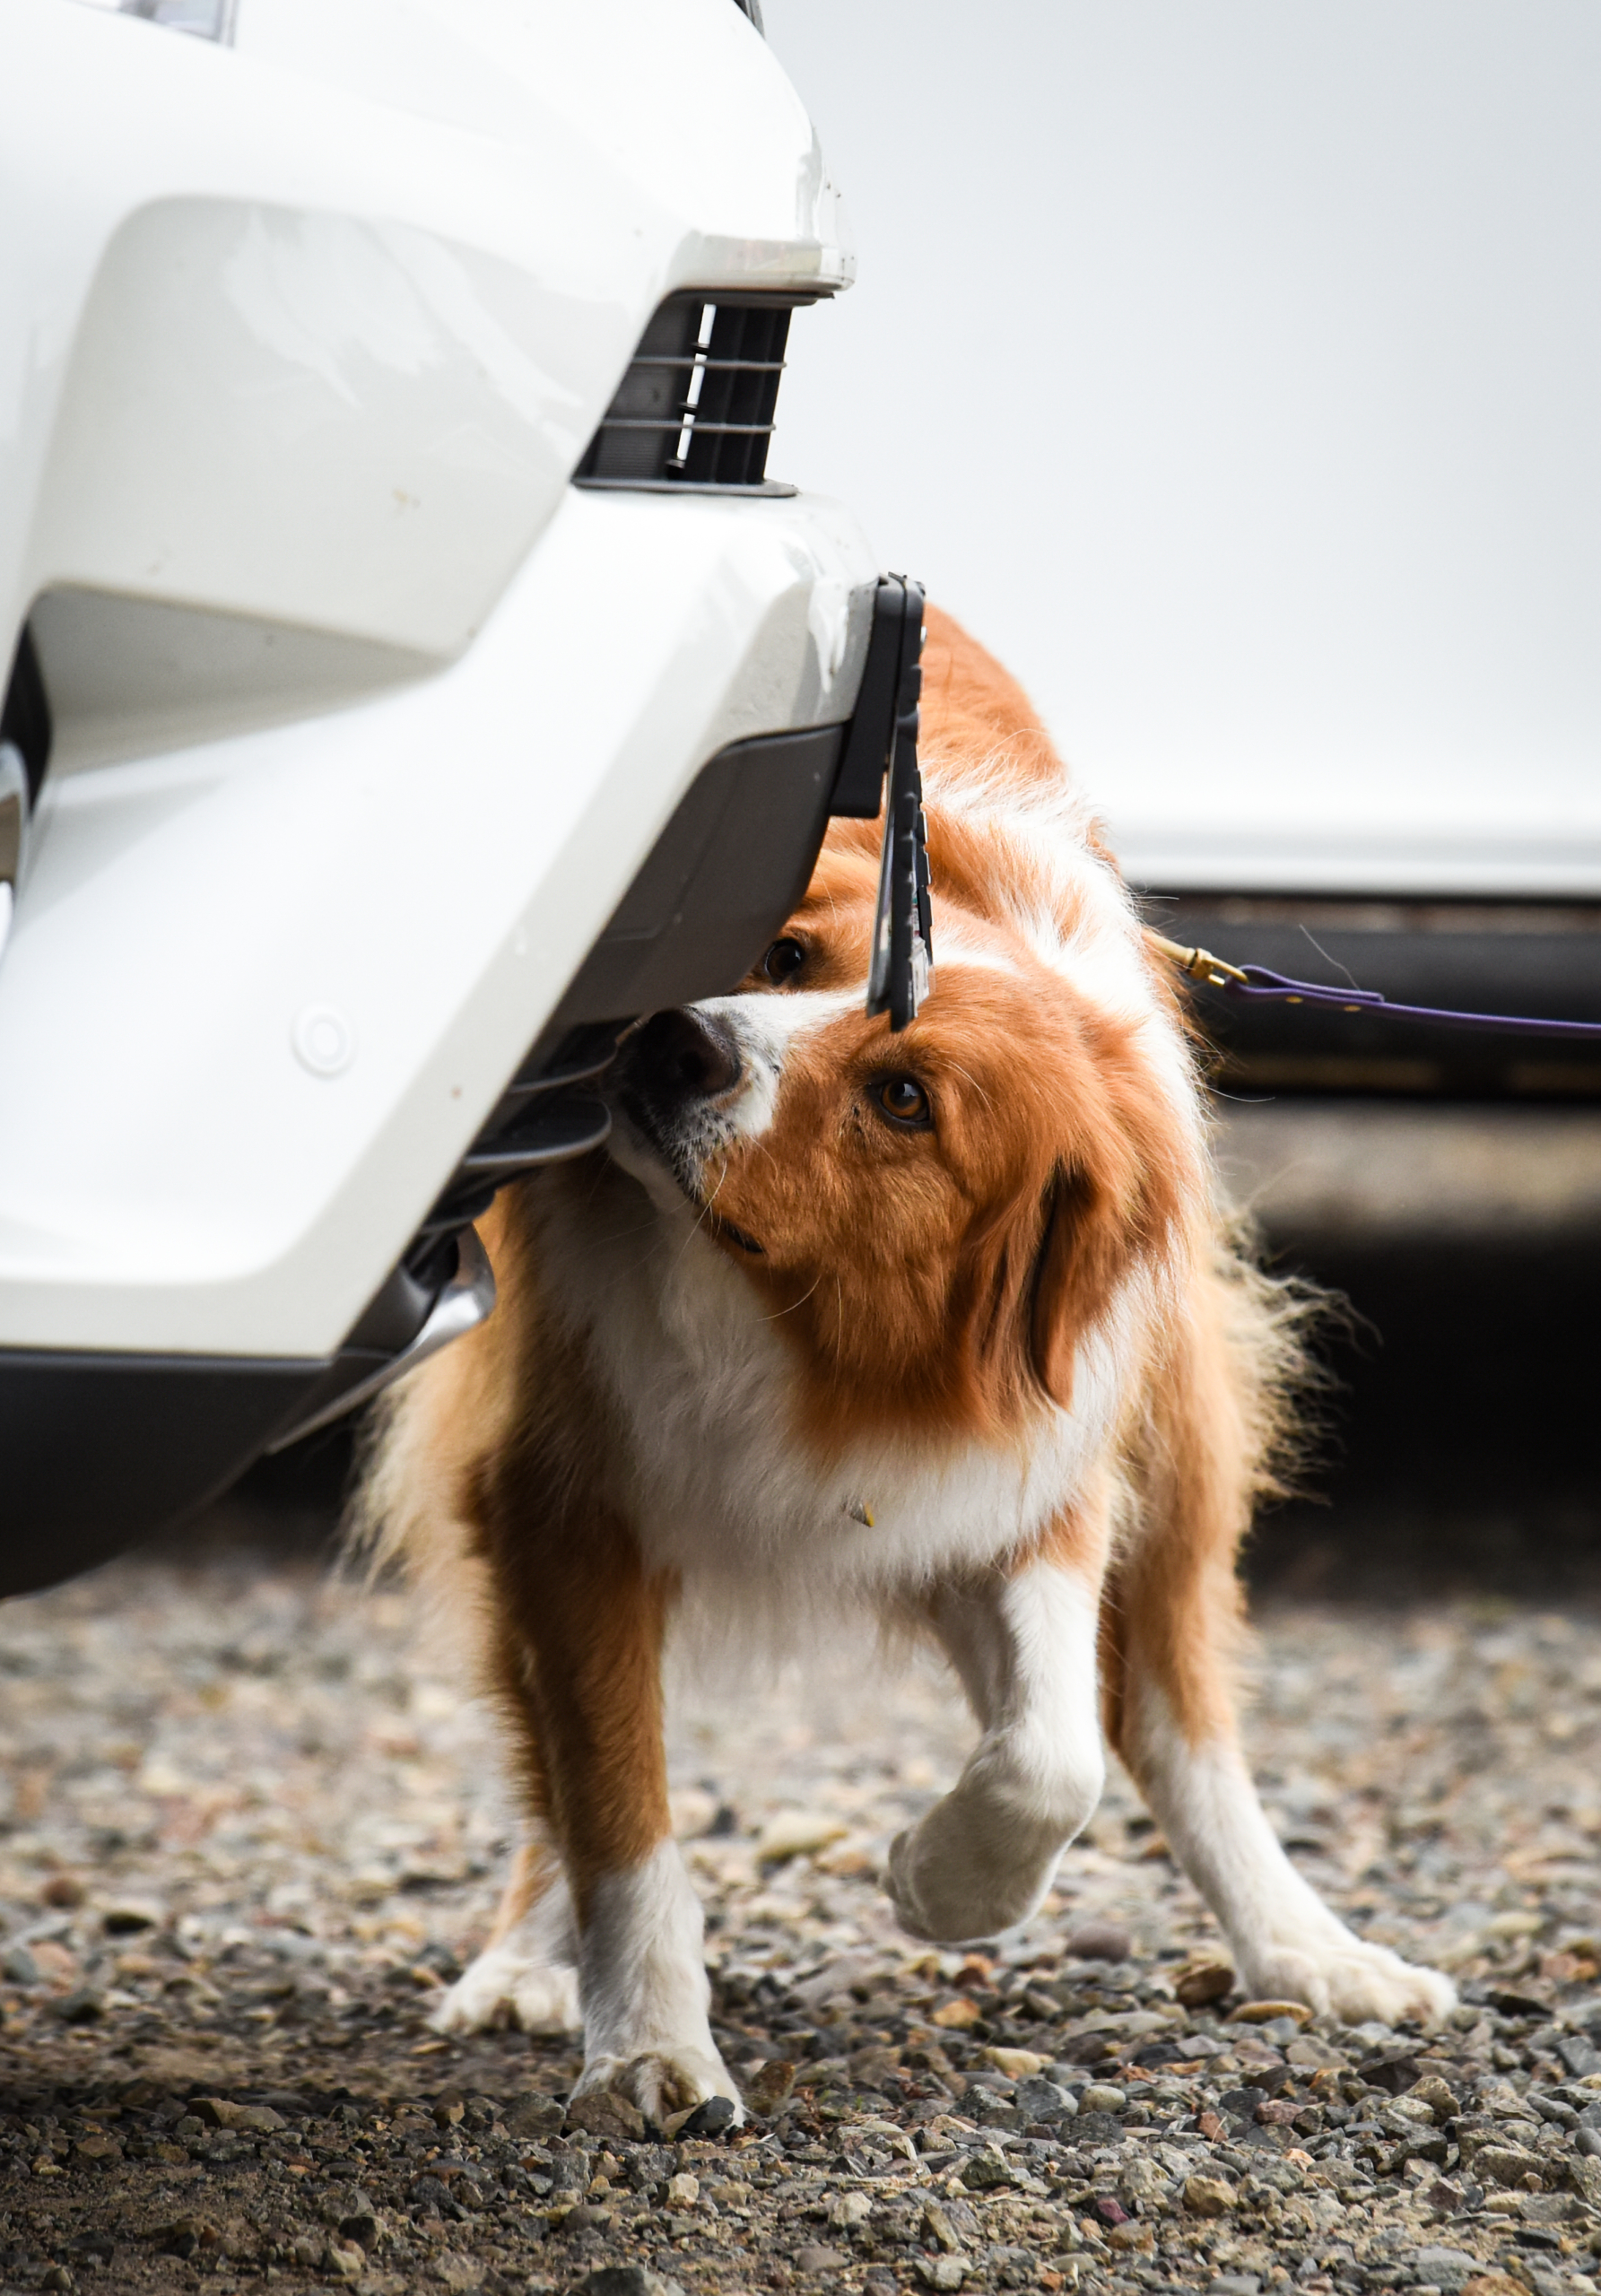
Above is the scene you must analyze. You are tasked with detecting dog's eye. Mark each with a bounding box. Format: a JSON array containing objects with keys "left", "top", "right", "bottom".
[
  {"left": 762, "top": 937, "right": 806, "bottom": 985},
  {"left": 874, "top": 1074, "right": 932, "bottom": 1129}
]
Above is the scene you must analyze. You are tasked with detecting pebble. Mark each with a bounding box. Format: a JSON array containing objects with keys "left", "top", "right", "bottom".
[{"left": 0, "top": 1548, "right": 1595, "bottom": 2293}]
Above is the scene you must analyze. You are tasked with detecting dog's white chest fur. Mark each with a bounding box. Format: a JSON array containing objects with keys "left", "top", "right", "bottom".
[{"left": 535, "top": 1173, "right": 1122, "bottom": 1601}]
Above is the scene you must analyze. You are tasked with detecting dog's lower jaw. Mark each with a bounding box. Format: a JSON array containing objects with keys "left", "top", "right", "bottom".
[{"left": 573, "top": 1841, "right": 744, "bottom": 2126}]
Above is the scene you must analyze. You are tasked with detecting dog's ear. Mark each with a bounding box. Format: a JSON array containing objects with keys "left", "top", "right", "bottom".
[{"left": 1026, "top": 1162, "right": 1135, "bottom": 1410}]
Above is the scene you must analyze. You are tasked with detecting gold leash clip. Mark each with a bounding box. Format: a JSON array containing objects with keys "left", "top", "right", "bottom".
[{"left": 1146, "top": 930, "right": 1250, "bottom": 988}]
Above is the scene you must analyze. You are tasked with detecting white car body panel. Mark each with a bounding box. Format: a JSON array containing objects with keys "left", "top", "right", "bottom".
[
  {"left": 0, "top": 0, "right": 877, "bottom": 1361},
  {"left": 1, "top": 486, "right": 875, "bottom": 1356},
  {"left": 764, "top": 0, "right": 1601, "bottom": 900},
  {"left": 12, "top": 0, "right": 850, "bottom": 666}
]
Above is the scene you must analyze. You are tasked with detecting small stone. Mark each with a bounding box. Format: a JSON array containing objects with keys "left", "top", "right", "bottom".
[
  {"left": 192, "top": 2098, "right": 286, "bottom": 2133},
  {"left": 745, "top": 2059, "right": 796, "bottom": 2117},
  {"left": 40, "top": 1874, "right": 84, "bottom": 1909},
  {"left": 915, "top": 2263, "right": 965, "bottom": 2293},
  {"left": 1286, "top": 2032, "right": 1348, "bottom": 2068},
  {"left": 158, "top": 2220, "right": 213, "bottom": 2259},
  {"left": 1, "top": 1943, "right": 39, "bottom": 1985},
  {"left": 1107, "top": 2220, "right": 1154, "bottom": 2253},
  {"left": 53, "top": 1987, "right": 103, "bottom": 2023},
  {"left": 430, "top": 2251, "right": 484, "bottom": 2292},
  {"left": 756, "top": 1810, "right": 849, "bottom": 1862},
  {"left": 1475, "top": 2144, "right": 1548, "bottom": 2187},
  {"left": 558, "top": 2204, "right": 616, "bottom": 2236},
  {"left": 565, "top": 2088, "right": 648, "bottom": 2142},
  {"left": 1230, "top": 1998, "right": 1314, "bottom": 2025},
  {"left": 923, "top": 2201, "right": 963, "bottom": 2254},
  {"left": 665, "top": 2172, "right": 700, "bottom": 2209},
  {"left": 662, "top": 2092, "right": 736, "bottom": 2138},
  {"left": 101, "top": 1898, "right": 162, "bottom": 1935},
  {"left": 573, "top": 2273, "right": 689, "bottom": 2296},
  {"left": 500, "top": 2091, "right": 565, "bottom": 2136},
  {"left": 1412, "top": 2249, "right": 1485, "bottom": 2292},
  {"left": 960, "top": 2147, "right": 1020, "bottom": 2191},
  {"left": 1459, "top": 2280, "right": 1524, "bottom": 2296},
  {"left": 828, "top": 2191, "right": 873, "bottom": 2229},
  {"left": 1066, "top": 1921, "right": 1132, "bottom": 1961},
  {"left": 669, "top": 1787, "right": 720, "bottom": 1839},
  {"left": 1014, "top": 2075, "right": 1077, "bottom": 2123},
  {"left": 1079, "top": 2082, "right": 1127, "bottom": 2113},
  {"left": 325, "top": 2242, "right": 365, "bottom": 2282},
  {"left": 1184, "top": 2173, "right": 1240, "bottom": 2216},
  {"left": 794, "top": 2245, "right": 848, "bottom": 2274},
  {"left": 983, "top": 2046, "right": 1048, "bottom": 2080},
  {"left": 1176, "top": 1959, "right": 1237, "bottom": 2007}
]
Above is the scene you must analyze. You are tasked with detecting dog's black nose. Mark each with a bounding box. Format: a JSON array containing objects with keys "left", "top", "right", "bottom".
[{"left": 626, "top": 1008, "right": 743, "bottom": 1103}]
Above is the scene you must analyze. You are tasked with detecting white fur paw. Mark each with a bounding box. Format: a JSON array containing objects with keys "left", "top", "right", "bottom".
[
  {"left": 431, "top": 1945, "right": 580, "bottom": 2036},
  {"left": 576, "top": 2047, "right": 744, "bottom": 2129},
  {"left": 886, "top": 1811, "right": 1058, "bottom": 1945},
  {"left": 1241, "top": 1935, "right": 1457, "bottom": 2030}
]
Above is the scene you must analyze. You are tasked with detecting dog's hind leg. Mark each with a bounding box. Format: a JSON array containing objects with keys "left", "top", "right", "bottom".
[
  {"left": 886, "top": 1495, "right": 1112, "bottom": 1946},
  {"left": 1104, "top": 1275, "right": 1455, "bottom": 2027},
  {"left": 432, "top": 1839, "right": 579, "bottom": 2036}
]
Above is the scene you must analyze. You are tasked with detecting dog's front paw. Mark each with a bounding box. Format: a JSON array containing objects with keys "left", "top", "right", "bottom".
[
  {"left": 431, "top": 1945, "right": 580, "bottom": 2036},
  {"left": 887, "top": 1807, "right": 1058, "bottom": 1944},
  {"left": 1242, "top": 1935, "right": 1456, "bottom": 2030},
  {"left": 576, "top": 2047, "right": 744, "bottom": 2130}
]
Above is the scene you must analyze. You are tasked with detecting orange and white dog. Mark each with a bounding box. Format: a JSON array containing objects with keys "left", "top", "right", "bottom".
[{"left": 361, "top": 609, "right": 1452, "bottom": 2125}]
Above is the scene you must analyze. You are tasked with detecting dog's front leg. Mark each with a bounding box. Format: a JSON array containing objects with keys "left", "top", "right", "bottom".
[
  {"left": 888, "top": 1534, "right": 1108, "bottom": 1945},
  {"left": 497, "top": 1511, "right": 740, "bottom": 2126}
]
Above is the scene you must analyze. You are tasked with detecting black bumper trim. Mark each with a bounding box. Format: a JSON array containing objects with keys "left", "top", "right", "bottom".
[{"left": 0, "top": 1351, "right": 329, "bottom": 1597}]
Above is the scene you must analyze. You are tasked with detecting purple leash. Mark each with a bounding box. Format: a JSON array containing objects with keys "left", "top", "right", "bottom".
[{"left": 1149, "top": 932, "right": 1601, "bottom": 1043}]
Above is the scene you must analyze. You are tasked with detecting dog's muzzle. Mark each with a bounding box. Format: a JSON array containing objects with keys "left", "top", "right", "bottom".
[{"left": 613, "top": 1007, "right": 744, "bottom": 1167}]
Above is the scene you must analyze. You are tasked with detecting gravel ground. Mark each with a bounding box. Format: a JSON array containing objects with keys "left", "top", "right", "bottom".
[{"left": 0, "top": 1544, "right": 1598, "bottom": 2296}]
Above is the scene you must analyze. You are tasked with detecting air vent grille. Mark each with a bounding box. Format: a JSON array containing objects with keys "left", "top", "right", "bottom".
[{"left": 575, "top": 292, "right": 814, "bottom": 494}]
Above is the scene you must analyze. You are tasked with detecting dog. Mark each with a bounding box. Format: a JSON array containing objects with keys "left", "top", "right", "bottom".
[{"left": 358, "top": 606, "right": 1453, "bottom": 2125}]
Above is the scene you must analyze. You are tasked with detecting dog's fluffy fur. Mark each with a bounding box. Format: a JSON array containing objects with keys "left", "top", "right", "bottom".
[{"left": 357, "top": 607, "right": 1452, "bottom": 2122}]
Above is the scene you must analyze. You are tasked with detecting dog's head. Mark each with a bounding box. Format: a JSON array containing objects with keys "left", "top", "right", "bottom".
[{"left": 607, "top": 804, "right": 1200, "bottom": 1447}]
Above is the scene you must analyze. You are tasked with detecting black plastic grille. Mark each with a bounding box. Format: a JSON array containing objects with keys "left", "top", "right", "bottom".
[{"left": 575, "top": 291, "right": 813, "bottom": 492}]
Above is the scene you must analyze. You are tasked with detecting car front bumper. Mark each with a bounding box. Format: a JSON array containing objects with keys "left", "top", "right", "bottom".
[{"left": 0, "top": 483, "right": 879, "bottom": 1583}]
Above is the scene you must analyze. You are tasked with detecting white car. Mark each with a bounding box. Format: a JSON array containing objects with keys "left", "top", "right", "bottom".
[
  {"left": 761, "top": 2, "right": 1601, "bottom": 1108},
  {"left": 0, "top": 0, "right": 912, "bottom": 1590}
]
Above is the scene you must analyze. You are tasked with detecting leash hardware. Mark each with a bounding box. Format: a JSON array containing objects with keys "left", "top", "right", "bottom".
[{"left": 1148, "top": 930, "right": 1249, "bottom": 989}]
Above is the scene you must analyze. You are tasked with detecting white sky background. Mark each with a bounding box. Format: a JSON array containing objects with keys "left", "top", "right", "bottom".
[{"left": 761, "top": 1, "right": 1601, "bottom": 891}]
